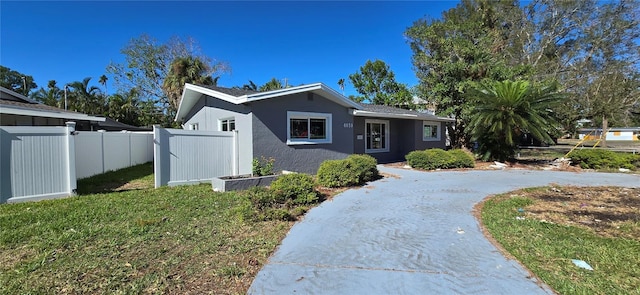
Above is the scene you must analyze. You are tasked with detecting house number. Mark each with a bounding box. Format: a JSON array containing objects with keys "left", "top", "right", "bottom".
[{"left": 343, "top": 123, "right": 353, "bottom": 128}]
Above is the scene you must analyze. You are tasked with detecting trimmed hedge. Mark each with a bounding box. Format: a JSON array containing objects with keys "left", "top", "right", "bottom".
[
  {"left": 316, "top": 154, "right": 379, "bottom": 188},
  {"left": 448, "top": 149, "right": 476, "bottom": 168},
  {"left": 406, "top": 148, "right": 475, "bottom": 170},
  {"left": 568, "top": 149, "right": 640, "bottom": 170}
]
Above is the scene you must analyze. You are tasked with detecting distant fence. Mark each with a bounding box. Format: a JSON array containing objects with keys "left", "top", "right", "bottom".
[
  {"left": 1, "top": 122, "right": 153, "bottom": 204},
  {"left": 153, "top": 126, "right": 238, "bottom": 188},
  {"left": 75, "top": 131, "right": 153, "bottom": 179}
]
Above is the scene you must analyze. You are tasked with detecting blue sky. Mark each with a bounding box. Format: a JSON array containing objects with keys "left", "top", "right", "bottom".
[{"left": 1, "top": 1, "right": 459, "bottom": 97}]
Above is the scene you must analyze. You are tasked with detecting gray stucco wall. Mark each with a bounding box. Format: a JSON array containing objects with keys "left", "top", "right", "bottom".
[
  {"left": 353, "top": 117, "right": 447, "bottom": 163},
  {"left": 183, "top": 95, "right": 254, "bottom": 175},
  {"left": 251, "top": 92, "right": 354, "bottom": 174}
]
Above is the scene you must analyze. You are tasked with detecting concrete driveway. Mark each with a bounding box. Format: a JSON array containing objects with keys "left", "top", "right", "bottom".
[{"left": 249, "top": 166, "right": 640, "bottom": 294}]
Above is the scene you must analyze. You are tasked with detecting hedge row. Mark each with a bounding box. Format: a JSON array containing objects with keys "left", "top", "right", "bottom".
[
  {"left": 405, "top": 148, "right": 475, "bottom": 170},
  {"left": 316, "top": 154, "right": 379, "bottom": 188},
  {"left": 568, "top": 149, "right": 640, "bottom": 170}
]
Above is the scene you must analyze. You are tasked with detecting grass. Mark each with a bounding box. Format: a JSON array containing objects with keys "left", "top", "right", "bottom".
[
  {"left": 480, "top": 186, "right": 640, "bottom": 295},
  {"left": 0, "top": 163, "right": 296, "bottom": 294}
]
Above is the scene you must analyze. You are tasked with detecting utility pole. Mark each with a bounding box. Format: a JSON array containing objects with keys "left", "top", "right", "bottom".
[
  {"left": 283, "top": 78, "right": 288, "bottom": 88},
  {"left": 64, "top": 85, "right": 69, "bottom": 110},
  {"left": 21, "top": 76, "right": 26, "bottom": 95}
]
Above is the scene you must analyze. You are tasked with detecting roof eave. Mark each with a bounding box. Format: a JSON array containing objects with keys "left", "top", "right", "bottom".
[
  {"left": 0, "top": 105, "right": 106, "bottom": 122},
  {"left": 175, "top": 83, "right": 247, "bottom": 122},
  {"left": 352, "top": 110, "right": 455, "bottom": 122}
]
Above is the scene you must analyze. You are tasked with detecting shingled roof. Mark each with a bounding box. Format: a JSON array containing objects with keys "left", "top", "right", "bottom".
[{"left": 356, "top": 103, "right": 454, "bottom": 122}]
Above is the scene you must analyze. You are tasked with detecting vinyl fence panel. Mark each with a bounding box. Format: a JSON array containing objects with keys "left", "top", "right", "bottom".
[
  {"left": 75, "top": 131, "right": 153, "bottom": 179},
  {"left": 0, "top": 123, "right": 76, "bottom": 203},
  {"left": 154, "top": 126, "right": 238, "bottom": 187}
]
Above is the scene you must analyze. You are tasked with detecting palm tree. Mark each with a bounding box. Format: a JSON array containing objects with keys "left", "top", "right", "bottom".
[
  {"left": 99, "top": 74, "right": 108, "bottom": 94},
  {"left": 338, "top": 78, "right": 345, "bottom": 95},
  {"left": 68, "top": 77, "right": 103, "bottom": 114},
  {"left": 31, "top": 80, "right": 62, "bottom": 108},
  {"left": 258, "top": 78, "right": 284, "bottom": 91},
  {"left": 162, "top": 56, "right": 214, "bottom": 111},
  {"left": 468, "top": 80, "right": 562, "bottom": 161},
  {"left": 242, "top": 80, "right": 258, "bottom": 91}
]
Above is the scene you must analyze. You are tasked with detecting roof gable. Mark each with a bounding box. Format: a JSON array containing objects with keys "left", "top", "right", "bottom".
[{"left": 175, "top": 83, "right": 362, "bottom": 122}]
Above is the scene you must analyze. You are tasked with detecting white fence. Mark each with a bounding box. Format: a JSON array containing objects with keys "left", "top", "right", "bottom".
[
  {"left": 1, "top": 122, "right": 153, "bottom": 203},
  {"left": 75, "top": 131, "right": 153, "bottom": 179},
  {"left": 0, "top": 125, "right": 75, "bottom": 203},
  {"left": 153, "top": 126, "right": 238, "bottom": 188}
]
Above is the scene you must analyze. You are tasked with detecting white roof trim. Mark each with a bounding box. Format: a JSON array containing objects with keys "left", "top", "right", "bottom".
[
  {"left": 1, "top": 104, "right": 106, "bottom": 121},
  {"left": 175, "top": 82, "right": 362, "bottom": 122},
  {"left": 352, "top": 109, "right": 455, "bottom": 122}
]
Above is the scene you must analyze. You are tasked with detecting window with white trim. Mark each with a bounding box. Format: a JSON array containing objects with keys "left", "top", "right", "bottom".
[
  {"left": 423, "top": 121, "right": 441, "bottom": 141},
  {"left": 365, "top": 119, "right": 389, "bottom": 153},
  {"left": 287, "top": 111, "right": 332, "bottom": 144},
  {"left": 220, "top": 118, "right": 236, "bottom": 131}
]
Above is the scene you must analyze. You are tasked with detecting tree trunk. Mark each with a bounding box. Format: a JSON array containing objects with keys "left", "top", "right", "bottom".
[{"left": 601, "top": 115, "right": 608, "bottom": 148}]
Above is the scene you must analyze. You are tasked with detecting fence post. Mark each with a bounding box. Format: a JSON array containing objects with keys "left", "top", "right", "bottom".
[
  {"left": 233, "top": 130, "right": 239, "bottom": 176},
  {"left": 65, "top": 122, "right": 77, "bottom": 195},
  {"left": 153, "top": 125, "right": 162, "bottom": 188}
]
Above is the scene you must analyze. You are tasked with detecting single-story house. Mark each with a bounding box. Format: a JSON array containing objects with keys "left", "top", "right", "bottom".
[
  {"left": 175, "top": 83, "right": 454, "bottom": 174},
  {"left": 578, "top": 127, "right": 640, "bottom": 141},
  {"left": 1, "top": 86, "right": 105, "bottom": 130}
]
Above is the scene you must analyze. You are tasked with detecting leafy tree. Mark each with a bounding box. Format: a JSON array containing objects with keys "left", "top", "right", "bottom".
[
  {"left": 107, "top": 34, "right": 229, "bottom": 126},
  {"left": 468, "top": 80, "right": 562, "bottom": 161},
  {"left": 0, "top": 65, "right": 37, "bottom": 95},
  {"left": 405, "top": 0, "right": 528, "bottom": 148},
  {"left": 162, "top": 56, "right": 216, "bottom": 111},
  {"left": 259, "top": 78, "right": 284, "bottom": 91},
  {"left": 31, "top": 80, "right": 62, "bottom": 108},
  {"left": 348, "top": 59, "right": 414, "bottom": 108}
]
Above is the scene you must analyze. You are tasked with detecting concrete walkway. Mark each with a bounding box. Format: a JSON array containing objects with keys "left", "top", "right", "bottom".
[{"left": 249, "top": 167, "right": 640, "bottom": 294}]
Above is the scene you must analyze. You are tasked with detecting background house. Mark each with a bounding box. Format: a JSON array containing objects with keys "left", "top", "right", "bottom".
[
  {"left": 175, "top": 83, "right": 454, "bottom": 174},
  {"left": 1, "top": 86, "right": 105, "bottom": 129},
  {"left": 578, "top": 127, "right": 640, "bottom": 141}
]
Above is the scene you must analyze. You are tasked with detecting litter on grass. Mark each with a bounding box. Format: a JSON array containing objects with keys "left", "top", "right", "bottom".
[{"left": 571, "top": 259, "right": 594, "bottom": 271}]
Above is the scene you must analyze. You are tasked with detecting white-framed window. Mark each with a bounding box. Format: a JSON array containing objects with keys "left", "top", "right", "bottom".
[
  {"left": 189, "top": 123, "right": 199, "bottom": 130},
  {"left": 287, "top": 111, "right": 332, "bottom": 145},
  {"left": 219, "top": 118, "right": 236, "bottom": 131},
  {"left": 423, "top": 121, "right": 441, "bottom": 141},
  {"left": 365, "top": 119, "right": 389, "bottom": 153}
]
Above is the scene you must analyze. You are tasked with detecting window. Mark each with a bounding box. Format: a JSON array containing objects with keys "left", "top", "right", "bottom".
[
  {"left": 287, "top": 111, "right": 332, "bottom": 144},
  {"left": 189, "top": 123, "right": 199, "bottom": 130},
  {"left": 220, "top": 118, "right": 235, "bottom": 131},
  {"left": 423, "top": 121, "right": 441, "bottom": 141},
  {"left": 365, "top": 119, "right": 389, "bottom": 153}
]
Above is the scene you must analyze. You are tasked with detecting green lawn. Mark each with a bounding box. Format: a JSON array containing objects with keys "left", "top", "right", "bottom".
[
  {"left": 1, "top": 163, "right": 294, "bottom": 294},
  {"left": 480, "top": 187, "right": 640, "bottom": 295}
]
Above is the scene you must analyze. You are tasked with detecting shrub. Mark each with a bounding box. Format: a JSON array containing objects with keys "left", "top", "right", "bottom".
[
  {"left": 252, "top": 156, "right": 275, "bottom": 176},
  {"left": 347, "top": 154, "right": 379, "bottom": 183},
  {"left": 568, "top": 149, "right": 640, "bottom": 170},
  {"left": 406, "top": 149, "right": 454, "bottom": 170},
  {"left": 263, "top": 208, "right": 294, "bottom": 221},
  {"left": 242, "top": 186, "right": 282, "bottom": 210},
  {"left": 448, "top": 149, "right": 475, "bottom": 168},
  {"left": 316, "top": 159, "right": 359, "bottom": 188},
  {"left": 270, "top": 173, "right": 318, "bottom": 205},
  {"left": 406, "top": 150, "right": 431, "bottom": 169},
  {"left": 406, "top": 148, "right": 474, "bottom": 170}
]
